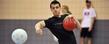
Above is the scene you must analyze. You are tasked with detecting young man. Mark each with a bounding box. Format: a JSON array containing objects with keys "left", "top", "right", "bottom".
[
  {"left": 80, "top": 0, "right": 96, "bottom": 44},
  {"left": 53, "top": 5, "right": 72, "bottom": 42},
  {"left": 35, "top": 0, "right": 80, "bottom": 44}
]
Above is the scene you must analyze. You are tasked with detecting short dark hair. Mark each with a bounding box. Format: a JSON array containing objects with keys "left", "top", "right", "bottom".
[
  {"left": 50, "top": 0, "right": 61, "bottom": 8},
  {"left": 86, "top": 0, "right": 91, "bottom": 3}
]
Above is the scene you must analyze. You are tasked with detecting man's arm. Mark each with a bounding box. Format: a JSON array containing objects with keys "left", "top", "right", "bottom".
[
  {"left": 89, "top": 8, "right": 96, "bottom": 31},
  {"left": 73, "top": 16, "right": 81, "bottom": 29},
  {"left": 35, "top": 21, "right": 45, "bottom": 35},
  {"left": 89, "top": 17, "right": 96, "bottom": 31}
]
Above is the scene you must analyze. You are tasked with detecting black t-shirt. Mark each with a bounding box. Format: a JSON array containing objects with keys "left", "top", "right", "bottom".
[{"left": 44, "top": 14, "right": 76, "bottom": 44}]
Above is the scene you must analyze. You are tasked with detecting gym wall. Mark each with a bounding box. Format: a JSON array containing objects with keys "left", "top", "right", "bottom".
[{"left": 0, "top": 0, "right": 109, "bottom": 19}]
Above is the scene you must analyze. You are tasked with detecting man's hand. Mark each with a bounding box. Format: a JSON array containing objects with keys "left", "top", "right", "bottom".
[
  {"left": 88, "top": 27, "right": 92, "bottom": 32},
  {"left": 36, "top": 29, "right": 43, "bottom": 39},
  {"left": 36, "top": 29, "right": 43, "bottom": 36},
  {"left": 64, "top": 15, "right": 73, "bottom": 20},
  {"left": 35, "top": 21, "right": 45, "bottom": 36}
]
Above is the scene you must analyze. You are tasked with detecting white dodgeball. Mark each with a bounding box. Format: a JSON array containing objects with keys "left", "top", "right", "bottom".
[{"left": 11, "top": 28, "right": 28, "bottom": 44}]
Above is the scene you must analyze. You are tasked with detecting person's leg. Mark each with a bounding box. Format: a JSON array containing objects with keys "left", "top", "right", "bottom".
[
  {"left": 87, "top": 30, "right": 92, "bottom": 44},
  {"left": 88, "top": 38, "right": 92, "bottom": 44},
  {"left": 80, "top": 28, "right": 86, "bottom": 44},
  {"left": 81, "top": 28, "right": 89, "bottom": 44},
  {"left": 80, "top": 37, "right": 84, "bottom": 44}
]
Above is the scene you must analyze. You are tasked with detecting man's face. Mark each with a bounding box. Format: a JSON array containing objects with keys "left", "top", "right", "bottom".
[
  {"left": 86, "top": 3, "right": 91, "bottom": 8},
  {"left": 50, "top": 4, "right": 61, "bottom": 16}
]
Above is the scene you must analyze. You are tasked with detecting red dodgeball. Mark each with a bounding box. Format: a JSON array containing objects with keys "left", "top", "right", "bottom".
[{"left": 63, "top": 17, "right": 77, "bottom": 31}]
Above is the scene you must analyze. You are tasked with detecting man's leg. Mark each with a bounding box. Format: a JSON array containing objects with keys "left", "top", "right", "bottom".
[
  {"left": 80, "top": 37, "right": 84, "bottom": 44},
  {"left": 88, "top": 38, "right": 92, "bottom": 44},
  {"left": 88, "top": 29, "right": 92, "bottom": 44},
  {"left": 87, "top": 32, "right": 92, "bottom": 44},
  {"left": 80, "top": 28, "right": 86, "bottom": 44}
]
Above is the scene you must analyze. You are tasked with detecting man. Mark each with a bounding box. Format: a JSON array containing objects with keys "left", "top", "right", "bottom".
[
  {"left": 35, "top": 0, "right": 80, "bottom": 44},
  {"left": 80, "top": 0, "right": 96, "bottom": 44},
  {"left": 53, "top": 5, "right": 72, "bottom": 42}
]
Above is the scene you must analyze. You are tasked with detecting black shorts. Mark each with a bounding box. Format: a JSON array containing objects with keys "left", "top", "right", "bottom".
[{"left": 80, "top": 28, "right": 92, "bottom": 38}]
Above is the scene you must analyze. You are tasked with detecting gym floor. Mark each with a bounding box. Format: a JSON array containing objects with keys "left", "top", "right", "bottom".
[{"left": 0, "top": 20, "right": 109, "bottom": 44}]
